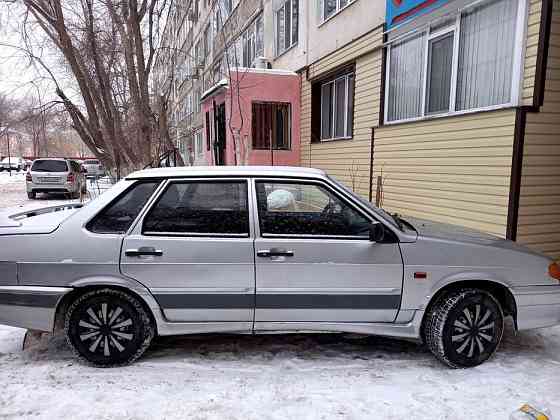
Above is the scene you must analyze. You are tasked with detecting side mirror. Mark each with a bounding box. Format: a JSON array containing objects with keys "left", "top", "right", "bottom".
[{"left": 369, "top": 222, "right": 385, "bottom": 243}]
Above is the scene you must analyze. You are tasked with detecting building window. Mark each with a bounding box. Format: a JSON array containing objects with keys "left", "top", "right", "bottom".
[
  {"left": 242, "top": 14, "right": 264, "bottom": 68},
  {"left": 204, "top": 24, "right": 212, "bottom": 58},
  {"left": 252, "top": 102, "right": 291, "bottom": 150},
  {"left": 319, "top": 73, "right": 355, "bottom": 141},
  {"left": 276, "top": 0, "right": 298, "bottom": 56},
  {"left": 321, "top": 0, "right": 355, "bottom": 22},
  {"left": 386, "top": 0, "right": 520, "bottom": 123}
]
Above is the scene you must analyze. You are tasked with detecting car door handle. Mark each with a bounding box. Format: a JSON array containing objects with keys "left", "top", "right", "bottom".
[
  {"left": 125, "top": 247, "right": 163, "bottom": 257},
  {"left": 257, "top": 249, "right": 294, "bottom": 258}
]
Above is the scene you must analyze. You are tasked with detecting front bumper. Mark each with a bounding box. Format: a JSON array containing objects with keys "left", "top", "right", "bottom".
[
  {"left": 0, "top": 286, "right": 72, "bottom": 331},
  {"left": 512, "top": 285, "right": 560, "bottom": 330}
]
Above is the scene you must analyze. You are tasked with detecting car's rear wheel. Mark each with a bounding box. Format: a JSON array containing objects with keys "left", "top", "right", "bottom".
[
  {"left": 424, "top": 289, "right": 504, "bottom": 368},
  {"left": 65, "top": 289, "right": 155, "bottom": 367},
  {"left": 27, "top": 192, "right": 36, "bottom": 199}
]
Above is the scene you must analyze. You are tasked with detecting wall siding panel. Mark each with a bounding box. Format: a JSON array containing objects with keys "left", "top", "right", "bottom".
[
  {"left": 523, "top": 0, "right": 544, "bottom": 105},
  {"left": 300, "top": 27, "right": 384, "bottom": 199},
  {"left": 373, "top": 110, "right": 518, "bottom": 238},
  {"left": 518, "top": 0, "right": 560, "bottom": 260}
]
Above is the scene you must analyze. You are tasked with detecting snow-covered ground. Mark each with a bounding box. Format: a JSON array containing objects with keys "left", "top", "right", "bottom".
[
  {"left": 0, "top": 171, "right": 83, "bottom": 210},
  {"left": 1, "top": 172, "right": 559, "bottom": 419}
]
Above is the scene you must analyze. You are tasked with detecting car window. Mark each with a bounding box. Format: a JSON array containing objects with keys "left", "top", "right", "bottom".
[
  {"left": 86, "top": 181, "right": 160, "bottom": 234},
  {"left": 31, "top": 160, "right": 69, "bottom": 172},
  {"left": 84, "top": 160, "right": 99, "bottom": 165},
  {"left": 143, "top": 181, "right": 249, "bottom": 236},
  {"left": 255, "top": 181, "right": 371, "bottom": 237}
]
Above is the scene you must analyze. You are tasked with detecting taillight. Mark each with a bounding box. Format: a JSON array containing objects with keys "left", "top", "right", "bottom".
[
  {"left": 25, "top": 172, "right": 32, "bottom": 182},
  {"left": 550, "top": 262, "right": 560, "bottom": 281},
  {"left": 67, "top": 173, "right": 75, "bottom": 183}
]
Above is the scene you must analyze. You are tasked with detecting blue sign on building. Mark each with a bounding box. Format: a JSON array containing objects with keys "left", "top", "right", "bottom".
[{"left": 386, "top": 0, "right": 450, "bottom": 29}]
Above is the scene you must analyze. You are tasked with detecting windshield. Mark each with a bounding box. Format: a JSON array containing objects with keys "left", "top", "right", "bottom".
[
  {"left": 327, "top": 175, "right": 404, "bottom": 231},
  {"left": 31, "top": 160, "right": 68, "bottom": 172}
]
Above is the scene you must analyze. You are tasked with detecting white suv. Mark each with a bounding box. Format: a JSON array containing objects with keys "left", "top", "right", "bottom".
[
  {"left": 82, "top": 159, "right": 105, "bottom": 177},
  {"left": 26, "top": 158, "right": 86, "bottom": 199}
]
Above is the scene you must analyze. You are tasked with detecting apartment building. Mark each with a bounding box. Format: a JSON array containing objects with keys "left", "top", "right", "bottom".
[{"left": 154, "top": 0, "right": 559, "bottom": 260}]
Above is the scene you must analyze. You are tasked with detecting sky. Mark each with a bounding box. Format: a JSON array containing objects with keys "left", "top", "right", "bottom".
[{"left": 0, "top": 3, "right": 70, "bottom": 103}]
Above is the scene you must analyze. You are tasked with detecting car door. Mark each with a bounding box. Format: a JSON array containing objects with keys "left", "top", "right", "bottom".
[
  {"left": 252, "top": 179, "right": 403, "bottom": 325},
  {"left": 120, "top": 178, "right": 255, "bottom": 329}
]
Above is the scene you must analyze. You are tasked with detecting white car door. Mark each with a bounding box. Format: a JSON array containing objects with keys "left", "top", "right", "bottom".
[
  {"left": 252, "top": 179, "right": 403, "bottom": 325},
  {"left": 120, "top": 179, "right": 255, "bottom": 330}
]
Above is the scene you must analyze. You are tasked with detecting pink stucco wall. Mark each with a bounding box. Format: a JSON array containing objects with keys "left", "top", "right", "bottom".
[{"left": 202, "top": 69, "right": 301, "bottom": 166}]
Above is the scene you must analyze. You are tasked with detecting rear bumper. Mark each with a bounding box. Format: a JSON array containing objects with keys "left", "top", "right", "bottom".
[
  {"left": 512, "top": 285, "right": 560, "bottom": 330},
  {"left": 0, "top": 286, "right": 72, "bottom": 331},
  {"left": 27, "top": 183, "right": 76, "bottom": 193}
]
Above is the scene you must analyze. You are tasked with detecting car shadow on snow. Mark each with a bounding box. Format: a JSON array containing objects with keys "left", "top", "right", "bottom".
[{"left": 15, "top": 321, "right": 560, "bottom": 367}]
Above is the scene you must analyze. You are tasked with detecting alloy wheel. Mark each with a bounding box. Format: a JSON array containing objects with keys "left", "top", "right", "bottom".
[
  {"left": 77, "top": 302, "right": 135, "bottom": 357},
  {"left": 451, "top": 304, "right": 496, "bottom": 359}
]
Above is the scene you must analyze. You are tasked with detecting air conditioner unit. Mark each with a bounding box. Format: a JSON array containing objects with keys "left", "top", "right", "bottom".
[{"left": 255, "top": 56, "right": 270, "bottom": 70}]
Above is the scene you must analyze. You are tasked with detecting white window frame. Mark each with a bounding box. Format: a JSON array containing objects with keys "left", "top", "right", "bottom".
[
  {"left": 319, "top": 0, "right": 357, "bottom": 25},
  {"left": 384, "top": 0, "right": 527, "bottom": 125},
  {"left": 320, "top": 73, "right": 354, "bottom": 142},
  {"left": 275, "top": 0, "right": 298, "bottom": 57}
]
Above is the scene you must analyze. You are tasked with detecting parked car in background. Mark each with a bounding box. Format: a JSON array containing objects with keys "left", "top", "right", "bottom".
[
  {"left": 82, "top": 159, "right": 105, "bottom": 177},
  {"left": 26, "top": 158, "right": 86, "bottom": 199},
  {"left": 1, "top": 167, "right": 559, "bottom": 368},
  {"left": 1, "top": 157, "right": 25, "bottom": 171}
]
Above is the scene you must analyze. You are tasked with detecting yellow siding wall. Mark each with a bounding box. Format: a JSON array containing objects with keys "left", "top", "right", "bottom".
[
  {"left": 518, "top": 0, "right": 560, "bottom": 260},
  {"left": 300, "top": 27, "right": 384, "bottom": 198},
  {"left": 523, "top": 0, "right": 544, "bottom": 105},
  {"left": 373, "top": 110, "right": 518, "bottom": 237}
]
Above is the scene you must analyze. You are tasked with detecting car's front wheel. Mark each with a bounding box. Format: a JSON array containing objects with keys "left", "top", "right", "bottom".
[
  {"left": 424, "top": 289, "right": 504, "bottom": 368},
  {"left": 65, "top": 288, "right": 155, "bottom": 367}
]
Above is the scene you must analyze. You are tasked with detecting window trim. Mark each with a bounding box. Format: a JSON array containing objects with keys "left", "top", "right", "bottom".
[
  {"left": 383, "top": 0, "right": 527, "bottom": 126},
  {"left": 140, "top": 178, "right": 252, "bottom": 239},
  {"left": 252, "top": 178, "right": 375, "bottom": 241},
  {"left": 319, "top": 72, "right": 355, "bottom": 141}
]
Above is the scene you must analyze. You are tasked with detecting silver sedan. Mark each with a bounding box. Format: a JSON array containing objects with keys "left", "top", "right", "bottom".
[{"left": 0, "top": 166, "right": 559, "bottom": 368}]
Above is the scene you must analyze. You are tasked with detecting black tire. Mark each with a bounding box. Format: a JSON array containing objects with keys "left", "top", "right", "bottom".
[
  {"left": 65, "top": 288, "right": 155, "bottom": 367},
  {"left": 424, "top": 289, "right": 504, "bottom": 368},
  {"left": 27, "top": 192, "right": 36, "bottom": 199}
]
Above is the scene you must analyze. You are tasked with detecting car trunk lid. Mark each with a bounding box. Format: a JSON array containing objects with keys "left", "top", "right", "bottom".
[{"left": 0, "top": 204, "right": 83, "bottom": 235}]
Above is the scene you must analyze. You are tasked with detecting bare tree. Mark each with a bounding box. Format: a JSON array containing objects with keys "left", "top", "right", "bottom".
[{"left": 1, "top": 0, "right": 183, "bottom": 174}]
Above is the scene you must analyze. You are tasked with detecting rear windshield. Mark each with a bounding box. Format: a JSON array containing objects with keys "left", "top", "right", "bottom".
[
  {"left": 31, "top": 160, "right": 69, "bottom": 172},
  {"left": 84, "top": 160, "right": 99, "bottom": 165}
]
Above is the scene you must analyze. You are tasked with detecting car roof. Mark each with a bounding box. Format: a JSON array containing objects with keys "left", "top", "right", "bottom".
[
  {"left": 126, "top": 166, "right": 327, "bottom": 180},
  {"left": 33, "top": 158, "right": 68, "bottom": 161}
]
